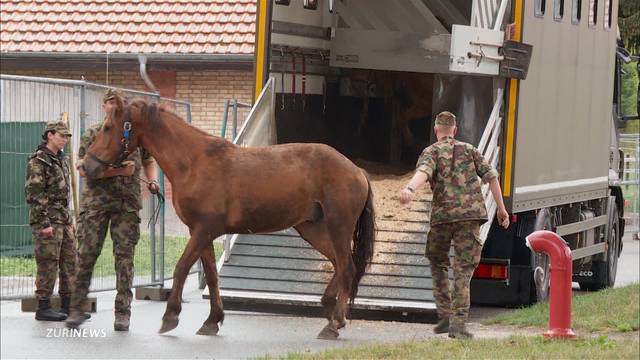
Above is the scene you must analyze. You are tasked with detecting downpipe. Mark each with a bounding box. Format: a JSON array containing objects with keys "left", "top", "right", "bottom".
[
  {"left": 526, "top": 230, "right": 577, "bottom": 339},
  {"left": 138, "top": 54, "right": 159, "bottom": 94}
]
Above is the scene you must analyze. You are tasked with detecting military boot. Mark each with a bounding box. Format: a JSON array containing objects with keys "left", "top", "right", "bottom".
[
  {"left": 433, "top": 317, "right": 450, "bottom": 334},
  {"left": 65, "top": 310, "right": 88, "bottom": 329},
  {"left": 114, "top": 313, "right": 130, "bottom": 331},
  {"left": 35, "top": 299, "right": 67, "bottom": 322},
  {"left": 448, "top": 322, "right": 473, "bottom": 339},
  {"left": 60, "top": 296, "right": 91, "bottom": 320}
]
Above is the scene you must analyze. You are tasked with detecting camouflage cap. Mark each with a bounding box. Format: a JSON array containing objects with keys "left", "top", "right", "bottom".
[
  {"left": 435, "top": 111, "right": 457, "bottom": 127},
  {"left": 44, "top": 121, "right": 72, "bottom": 136},
  {"left": 103, "top": 88, "right": 122, "bottom": 103}
]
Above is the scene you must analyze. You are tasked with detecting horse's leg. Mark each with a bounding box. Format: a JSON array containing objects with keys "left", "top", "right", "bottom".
[
  {"left": 196, "top": 242, "right": 224, "bottom": 336},
  {"left": 320, "top": 196, "right": 365, "bottom": 340},
  {"left": 159, "top": 231, "right": 206, "bottom": 334},
  {"left": 294, "top": 221, "right": 341, "bottom": 340},
  {"left": 321, "top": 217, "right": 357, "bottom": 336},
  {"left": 329, "top": 228, "right": 356, "bottom": 331}
]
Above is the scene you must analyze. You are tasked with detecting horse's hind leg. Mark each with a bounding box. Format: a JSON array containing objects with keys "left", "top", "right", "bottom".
[
  {"left": 320, "top": 218, "right": 359, "bottom": 339},
  {"left": 196, "top": 242, "right": 225, "bottom": 336},
  {"left": 331, "top": 238, "right": 356, "bottom": 331},
  {"left": 295, "top": 221, "right": 341, "bottom": 340},
  {"left": 159, "top": 230, "right": 208, "bottom": 334}
]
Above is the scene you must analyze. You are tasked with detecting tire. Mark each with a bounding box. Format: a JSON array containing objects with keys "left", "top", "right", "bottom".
[
  {"left": 579, "top": 204, "right": 620, "bottom": 291},
  {"left": 530, "top": 208, "right": 553, "bottom": 303},
  {"left": 198, "top": 259, "right": 207, "bottom": 290}
]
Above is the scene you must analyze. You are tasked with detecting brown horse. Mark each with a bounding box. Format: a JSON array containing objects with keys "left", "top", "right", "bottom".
[{"left": 82, "top": 94, "right": 376, "bottom": 340}]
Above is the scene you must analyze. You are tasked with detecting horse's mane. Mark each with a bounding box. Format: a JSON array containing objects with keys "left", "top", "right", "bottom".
[{"left": 129, "top": 97, "right": 214, "bottom": 139}]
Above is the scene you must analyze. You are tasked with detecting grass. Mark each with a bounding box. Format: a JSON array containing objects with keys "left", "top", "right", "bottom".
[
  {"left": 260, "top": 336, "right": 639, "bottom": 360},
  {"left": 484, "top": 283, "right": 640, "bottom": 333},
  {"left": 260, "top": 284, "right": 640, "bottom": 360},
  {"left": 0, "top": 234, "right": 222, "bottom": 278}
]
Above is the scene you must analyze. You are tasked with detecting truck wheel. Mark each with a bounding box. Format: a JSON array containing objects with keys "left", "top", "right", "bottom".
[
  {"left": 530, "top": 208, "right": 553, "bottom": 303},
  {"left": 579, "top": 205, "right": 620, "bottom": 290},
  {"left": 198, "top": 259, "right": 207, "bottom": 290}
]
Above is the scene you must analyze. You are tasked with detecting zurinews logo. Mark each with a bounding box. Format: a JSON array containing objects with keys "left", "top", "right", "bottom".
[{"left": 46, "top": 328, "right": 107, "bottom": 338}]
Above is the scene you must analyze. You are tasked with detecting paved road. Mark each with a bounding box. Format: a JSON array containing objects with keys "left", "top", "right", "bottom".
[
  {"left": 0, "top": 274, "right": 438, "bottom": 359},
  {"left": 615, "top": 233, "right": 640, "bottom": 288},
  {"left": 0, "top": 271, "right": 539, "bottom": 360},
  {"left": 1, "top": 236, "right": 637, "bottom": 359}
]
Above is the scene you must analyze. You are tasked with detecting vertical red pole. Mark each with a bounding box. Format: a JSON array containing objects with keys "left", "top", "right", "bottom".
[{"left": 526, "top": 230, "right": 577, "bottom": 339}]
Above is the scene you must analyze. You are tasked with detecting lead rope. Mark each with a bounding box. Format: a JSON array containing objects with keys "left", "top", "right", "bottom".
[{"left": 135, "top": 175, "right": 165, "bottom": 228}]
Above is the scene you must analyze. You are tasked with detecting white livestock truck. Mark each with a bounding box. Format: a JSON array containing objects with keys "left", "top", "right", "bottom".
[{"left": 210, "top": 0, "right": 635, "bottom": 316}]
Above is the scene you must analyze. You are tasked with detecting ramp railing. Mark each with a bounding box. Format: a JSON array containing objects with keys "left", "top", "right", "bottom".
[
  {"left": 471, "top": 0, "right": 508, "bottom": 30},
  {"left": 478, "top": 88, "right": 504, "bottom": 242},
  {"left": 219, "top": 77, "right": 276, "bottom": 270}
]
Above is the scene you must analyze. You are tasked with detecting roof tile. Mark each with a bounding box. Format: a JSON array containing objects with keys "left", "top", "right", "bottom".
[{"left": 1, "top": 0, "right": 255, "bottom": 55}]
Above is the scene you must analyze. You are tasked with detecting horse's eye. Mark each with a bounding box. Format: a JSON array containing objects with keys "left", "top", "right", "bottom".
[{"left": 103, "top": 125, "right": 110, "bottom": 132}]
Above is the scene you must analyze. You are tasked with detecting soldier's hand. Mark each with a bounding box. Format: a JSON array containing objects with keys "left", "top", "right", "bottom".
[
  {"left": 399, "top": 188, "right": 414, "bottom": 205},
  {"left": 40, "top": 227, "right": 54, "bottom": 238},
  {"left": 77, "top": 161, "right": 87, "bottom": 177},
  {"left": 147, "top": 180, "right": 160, "bottom": 194},
  {"left": 497, "top": 208, "right": 510, "bottom": 229},
  {"left": 120, "top": 161, "right": 135, "bottom": 177}
]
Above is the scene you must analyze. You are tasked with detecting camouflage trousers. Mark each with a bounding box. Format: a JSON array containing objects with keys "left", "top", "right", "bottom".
[
  {"left": 33, "top": 224, "right": 77, "bottom": 300},
  {"left": 71, "top": 209, "right": 140, "bottom": 317},
  {"left": 426, "top": 220, "right": 483, "bottom": 325}
]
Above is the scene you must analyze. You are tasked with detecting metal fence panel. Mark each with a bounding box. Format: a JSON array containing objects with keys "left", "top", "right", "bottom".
[
  {"left": 620, "top": 133, "right": 639, "bottom": 238},
  {"left": 0, "top": 74, "right": 194, "bottom": 299}
]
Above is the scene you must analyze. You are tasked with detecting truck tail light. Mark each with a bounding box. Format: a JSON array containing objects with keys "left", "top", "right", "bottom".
[{"left": 473, "top": 263, "right": 509, "bottom": 280}]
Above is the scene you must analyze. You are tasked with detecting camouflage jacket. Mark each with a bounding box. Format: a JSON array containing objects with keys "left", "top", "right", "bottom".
[
  {"left": 78, "top": 121, "right": 152, "bottom": 213},
  {"left": 416, "top": 136, "right": 498, "bottom": 226},
  {"left": 25, "top": 144, "right": 73, "bottom": 229}
]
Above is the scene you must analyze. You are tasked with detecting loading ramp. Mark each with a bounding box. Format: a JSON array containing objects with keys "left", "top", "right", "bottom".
[{"left": 205, "top": 198, "right": 439, "bottom": 322}]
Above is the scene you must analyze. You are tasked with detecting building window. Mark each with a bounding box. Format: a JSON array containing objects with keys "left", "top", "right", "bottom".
[
  {"left": 588, "top": 0, "right": 598, "bottom": 27},
  {"left": 535, "top": 0, "right": 546, "bottom": 17},
  {"left": 554, "top": 0, "right": 564, "bottom": 20},
  {"left": 604, "top": 0, "right": 612, "bottom": 29},
  {"left": 572, "top": 0, "right": 582, "bottom": 24}
]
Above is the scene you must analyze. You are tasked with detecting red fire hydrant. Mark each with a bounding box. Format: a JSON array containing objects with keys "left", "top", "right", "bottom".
[{"left": 526, "top": 230, "right": 577, "bottom": 339}]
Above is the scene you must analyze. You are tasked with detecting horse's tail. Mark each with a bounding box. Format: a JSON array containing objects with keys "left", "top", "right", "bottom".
[{"left": 350, "top": 176, "right": 376, "bottom": 305}]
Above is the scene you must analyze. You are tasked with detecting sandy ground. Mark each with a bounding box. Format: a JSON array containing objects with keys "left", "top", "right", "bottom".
[{"left": 358, "top": 160, "right": 432, "bottom": 222}]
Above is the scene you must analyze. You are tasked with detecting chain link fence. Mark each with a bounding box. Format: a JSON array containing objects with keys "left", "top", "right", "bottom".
[{"left": 0, "top": 74, "right": 196, "bottom": 299}]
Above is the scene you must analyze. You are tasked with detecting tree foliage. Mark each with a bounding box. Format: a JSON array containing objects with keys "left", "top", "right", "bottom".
[{"left": 619, "top": 0, "right": 640, "bottom": 54}]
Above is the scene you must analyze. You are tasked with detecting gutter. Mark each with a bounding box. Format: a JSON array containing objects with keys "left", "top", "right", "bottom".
[{"left": 0, "top": 51, "right": 253, "bottom": 62}]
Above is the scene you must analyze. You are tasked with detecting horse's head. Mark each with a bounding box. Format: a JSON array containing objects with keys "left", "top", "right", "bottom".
[{"left": 84, "top": 94, "right": 155, "bottom": 177}]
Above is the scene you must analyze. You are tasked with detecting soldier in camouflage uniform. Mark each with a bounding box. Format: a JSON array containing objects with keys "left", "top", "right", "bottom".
[
  {"left": 25, "top": 121, "right": 76, "bottom": 321},
  {"left": 66, "top": 89, "right": 159, "bottom": 331},
  {"left": 399, "top": 111, "right": 510, "bottom": 339}
]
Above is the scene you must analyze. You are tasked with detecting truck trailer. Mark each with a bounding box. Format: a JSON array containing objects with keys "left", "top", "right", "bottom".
[{"left": 210, "top": 0, "right": 635, "bottom": 314}]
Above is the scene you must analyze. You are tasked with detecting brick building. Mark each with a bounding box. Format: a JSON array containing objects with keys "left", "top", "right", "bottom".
[{"left": 0, "top": 0, "right": 257, "bottom": 137}]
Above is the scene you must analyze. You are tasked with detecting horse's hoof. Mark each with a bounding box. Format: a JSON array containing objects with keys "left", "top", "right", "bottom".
[
  {"left": 158, "top": 316, "right": 179, "bottom": 334},
  {"left": 196, "top": 323, "right": 219, "bottom": 336},
  {"left": 335, "top": 319, "right": 346, "bottom": 330},
  {"left": 317, "top": 324, "right": 339, "bottom": 340}
]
